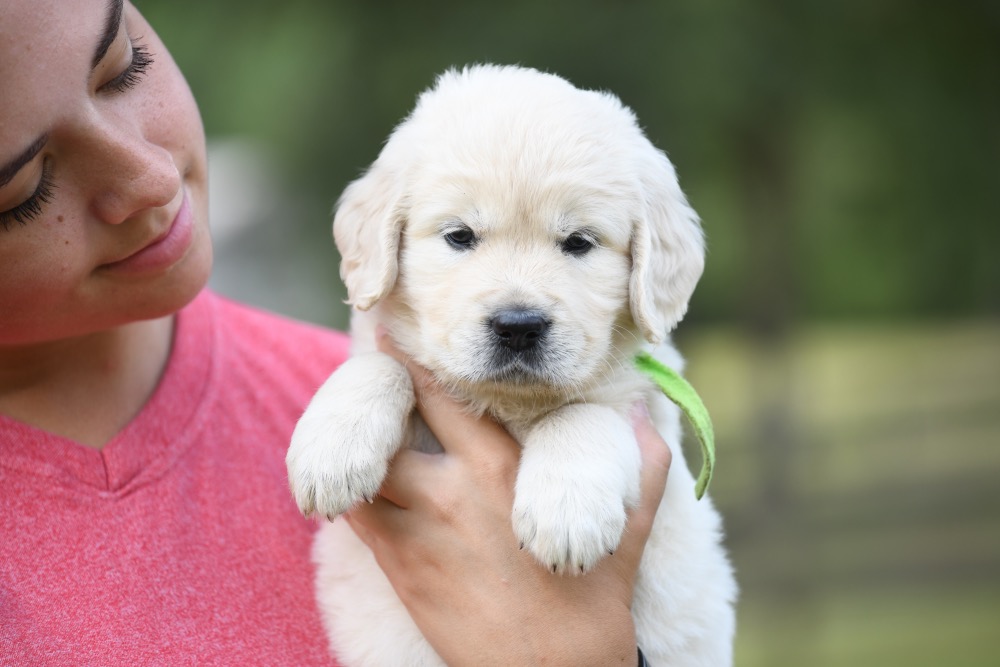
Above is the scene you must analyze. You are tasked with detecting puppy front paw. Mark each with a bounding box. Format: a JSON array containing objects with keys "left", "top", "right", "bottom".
[
  {"left": 512, "top": 470, "right": 628, "bottom": 575},
  {"left": 285, "top": 353, "right": 415, "bottom": 519},
  {"left": 511, "top": 404, "right": 641, "bottom": 574},
  {"left": 287, "top": 420, "right": 393, "bottom": 519}
]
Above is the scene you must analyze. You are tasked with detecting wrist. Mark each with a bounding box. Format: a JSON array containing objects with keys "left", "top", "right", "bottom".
[{"left": 538, "top": 604, "right": 637, "bottom": 666}]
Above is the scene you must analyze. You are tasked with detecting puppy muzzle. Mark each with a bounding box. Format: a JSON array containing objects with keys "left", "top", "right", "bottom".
[
  {"left": 483, "top": 308, "right": 552, "bottom": 381},
  {"left": 489, "top": 308, "right": 550, "bottom": 352}
]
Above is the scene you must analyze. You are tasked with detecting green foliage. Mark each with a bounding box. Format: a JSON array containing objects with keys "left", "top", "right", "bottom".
[
  {"left": 138, "top": 0, "right": 999, "bottom": 325},
  {"left": 133, "top": 6, "right": 1000, "bottom": 663}
]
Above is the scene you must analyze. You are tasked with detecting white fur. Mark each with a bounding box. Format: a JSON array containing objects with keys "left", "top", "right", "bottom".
[{"left": 287, "top": 64, "right": 736, "bottom": 666}]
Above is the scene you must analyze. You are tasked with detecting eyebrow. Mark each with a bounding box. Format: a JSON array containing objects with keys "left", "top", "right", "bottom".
[
  {"left": 1, "top": 0, "right": 124, "bottom": 190},
  {"left": 0, "top": 135, "right": 48, "bottom": 189},
  {"left": 92, "top": 0, "right": 125, "bottom": 69}
]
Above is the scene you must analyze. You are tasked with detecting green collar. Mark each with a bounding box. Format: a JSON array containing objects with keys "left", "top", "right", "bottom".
[{"left": 635, "top": 352, "right": 716, "bottom": 499}]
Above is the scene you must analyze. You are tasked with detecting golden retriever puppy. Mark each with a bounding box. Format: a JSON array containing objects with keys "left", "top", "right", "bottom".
[{"left": 287, "top": 64, "right": 736, "bottom": 666}]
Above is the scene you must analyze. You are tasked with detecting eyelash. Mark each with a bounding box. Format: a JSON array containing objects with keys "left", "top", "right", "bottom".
[
  {"left": 101, "top": 41, "right": 154, "bottom": 94},
  {"left": 0, "top": 41, "right": 154, "bottom": 230},
  {"left": 0, "top": 161, "right": 56, "bottom": 231}
]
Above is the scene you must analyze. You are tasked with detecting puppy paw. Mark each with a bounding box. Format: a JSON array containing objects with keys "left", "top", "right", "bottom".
[
  {"left": 286, "top": 354, "right": 415, "bottom": 519},
  {"left": 287, "top": 422, "right": 393, "bottom": 519},
  {"left": 512, "top": 404, "right": 641, "bottom": 574},
  {"left": 512, "top": 473, "right": 628, "bottom": 574}
]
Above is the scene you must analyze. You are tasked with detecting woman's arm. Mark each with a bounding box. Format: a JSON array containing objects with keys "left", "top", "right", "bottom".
[{"left": 345, "top": 334, "right": 672, "bottom": 666}]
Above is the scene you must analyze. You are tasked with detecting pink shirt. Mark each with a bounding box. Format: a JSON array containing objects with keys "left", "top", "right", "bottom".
[{"left": 1, "top": 291, "right": 350, "bottom": 666}]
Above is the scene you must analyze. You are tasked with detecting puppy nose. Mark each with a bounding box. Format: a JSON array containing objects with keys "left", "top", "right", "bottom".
[{"left": 490, "top": 309, "right": 550, "bottom": 351}]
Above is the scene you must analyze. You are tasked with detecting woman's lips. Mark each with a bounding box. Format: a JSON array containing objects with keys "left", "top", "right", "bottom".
[{"left": 100, "top": 193, "right": 194, "bottom": 276}]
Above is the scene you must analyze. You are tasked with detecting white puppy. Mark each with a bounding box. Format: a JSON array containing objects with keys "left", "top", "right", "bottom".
[{"left": 287, "top": 64, "right": 736, "bottom": 666}]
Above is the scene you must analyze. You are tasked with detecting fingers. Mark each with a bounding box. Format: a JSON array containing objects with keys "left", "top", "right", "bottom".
[
  {"left": 612, "top": 402, "right": 672, "bottom": 570},
  {"left": 372, "top": 328, "right": 670, "bottom": 587},
  {"left": 370, "top": 448, "right": 439, "bottom": 509},
  {"left": 632, "top": 401, "right": 673, "bottom": 517},
  {"left": 376, "top": 329, "right": 520, "bottom": 463},
  {"left": 345, "top": 495, "right": 403, "bottom": 543}
]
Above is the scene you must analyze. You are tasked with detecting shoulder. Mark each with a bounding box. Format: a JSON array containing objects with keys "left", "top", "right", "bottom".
[
  {"left": 212, "top": 291, "right": 349, "bottom": 353},
  {"left": 183, "top": 289, "right": 351, "bottom": 389}
]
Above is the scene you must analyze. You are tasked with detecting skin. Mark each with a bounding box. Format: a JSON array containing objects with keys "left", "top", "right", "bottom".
[
  {"left": 0, "top": 1, "right": 673, "bottom": 662},
  {"left": 0, "top": 0, "right": 211, "bottom": 446},
  {"left": 349, "top": 333, "right": 673, "bottom": 666}
]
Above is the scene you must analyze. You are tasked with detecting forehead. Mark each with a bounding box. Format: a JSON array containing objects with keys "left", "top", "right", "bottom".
[
  {"left": 397, "top": 78, "right": 643, "bottom": 247},
  {"left": 404, "top": 123, "right": 640, "bottom": 248},
  {"left": 406, "top": 170, "right": 636, "bottom": 250},
  {"left": 0, "top": 0, "right": 108, "bottom": 148}
]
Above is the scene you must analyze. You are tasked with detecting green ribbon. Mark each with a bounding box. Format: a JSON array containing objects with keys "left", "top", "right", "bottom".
[{"left": 634, "top": 352, "right": 715, "bottom": 499}]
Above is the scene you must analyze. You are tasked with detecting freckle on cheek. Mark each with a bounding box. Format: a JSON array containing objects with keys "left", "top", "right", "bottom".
[{"left": 57, "top": 215, "right": 64, "bottom": 222}]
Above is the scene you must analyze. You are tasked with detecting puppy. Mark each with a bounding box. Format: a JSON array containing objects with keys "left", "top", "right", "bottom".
[{"left": 287, "top": 64, "right": 736, "bottom": 666}]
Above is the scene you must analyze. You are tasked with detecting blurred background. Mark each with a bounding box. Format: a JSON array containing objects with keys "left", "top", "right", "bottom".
[{"left": 140, "top": 1, "right": 999, "bottom": 664}]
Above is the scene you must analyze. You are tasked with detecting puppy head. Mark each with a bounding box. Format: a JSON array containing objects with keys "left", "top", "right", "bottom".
[{"left": 334, "top": 65, "right": 704, "bottom": 390}]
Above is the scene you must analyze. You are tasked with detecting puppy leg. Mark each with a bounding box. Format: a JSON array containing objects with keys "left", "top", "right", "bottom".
[
  {"left": 512, "top": 404, "right": 641, "bottom": 574},
  {"left": 314, "top": 521, "right": 446, "bottom": 667},
  {"left": 286, "top": 352, "right": 415, "bottom": 518}
]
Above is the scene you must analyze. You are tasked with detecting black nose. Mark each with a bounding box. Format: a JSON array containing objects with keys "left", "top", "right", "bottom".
[{"left": 489, "top": 309, "right": 550, "bottom": 352}]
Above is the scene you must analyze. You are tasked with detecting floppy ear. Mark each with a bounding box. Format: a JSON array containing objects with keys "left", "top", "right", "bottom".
[
  {"left": 630, "top": 149, "right": 706, "bottom": 344},
  {"left": 332, "top": 158, "right": 407, "bottom": 311}
]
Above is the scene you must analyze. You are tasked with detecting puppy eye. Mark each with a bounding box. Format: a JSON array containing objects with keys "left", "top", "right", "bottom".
[
  {"left": 444, "top": 226, "right": 477, "bottom": 250},
  {"left": 561, "top": 232, "right": 595, "bottom": 256}
]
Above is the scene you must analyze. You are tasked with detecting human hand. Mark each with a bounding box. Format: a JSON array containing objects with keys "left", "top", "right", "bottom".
[{"left": 345, "top": 333, "right": 672, "bottom": 666}]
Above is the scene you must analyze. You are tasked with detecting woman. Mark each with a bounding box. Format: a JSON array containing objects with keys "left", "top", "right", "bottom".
[{"left": 0, "top": 1, "right": 671, "bottom": 664}]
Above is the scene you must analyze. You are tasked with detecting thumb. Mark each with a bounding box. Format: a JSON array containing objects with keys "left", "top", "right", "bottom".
[
  {"left": 375, "top": 327, "right": 519, "bottom": 462},
  {"left": 616, "top": 402, "right": 672, "bottom": 563}
]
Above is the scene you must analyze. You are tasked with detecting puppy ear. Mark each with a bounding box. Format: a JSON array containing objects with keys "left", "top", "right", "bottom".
[
  {"left": 333, "top": 158, "right": 407, "bottom": 311},
  {"left": 630, "top": 149, "right": 705, "bottom": 344}
]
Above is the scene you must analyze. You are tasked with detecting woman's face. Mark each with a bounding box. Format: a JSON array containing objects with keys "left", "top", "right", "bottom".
[{"left": 0, "top": 0, "right": 212, "bottom": 345}]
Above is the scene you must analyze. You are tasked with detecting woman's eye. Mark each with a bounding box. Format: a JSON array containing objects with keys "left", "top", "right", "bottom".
[
  {"left": 444, "top": 227, "right": 477, "bottom": 250},
  {"left": 101, "top": 42, "right": 154, "bottom": 94},
  {"left": 0, "top": 161, "right": 56, "bottom": 231},
  {"left": 561, "top": 232, "right": 595, "bottom": 256}
]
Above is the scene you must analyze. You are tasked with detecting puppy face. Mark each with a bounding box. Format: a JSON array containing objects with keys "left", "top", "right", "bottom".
[
  {"left": 335, "top": 65, "right": 705, "bottom": 396},
  {"left": 398, "top": 170, "right": 636, "bottom": 391}
]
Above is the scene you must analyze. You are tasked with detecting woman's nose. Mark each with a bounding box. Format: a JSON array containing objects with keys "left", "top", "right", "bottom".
[{"left": 85, "top": 117, "right": 181, "bottom": 225}]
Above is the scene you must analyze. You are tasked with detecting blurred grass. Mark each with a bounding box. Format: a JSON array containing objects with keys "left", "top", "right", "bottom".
[{"left": 679, "top": 320, "right": 1000, "bottom": 665}]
